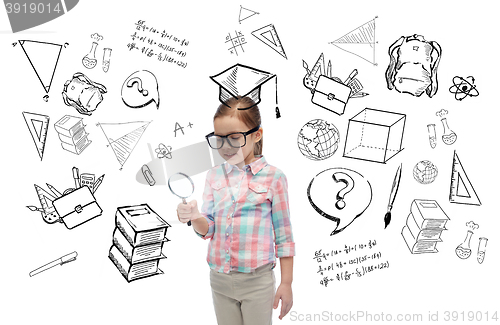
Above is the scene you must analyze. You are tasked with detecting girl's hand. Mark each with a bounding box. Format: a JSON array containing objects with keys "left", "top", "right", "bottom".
[
  {"left": 177, "top": 200, "right": 202, "bottom": 223},
  {"left": 273, "top": 283, "right": 293, "bottom": 320}
]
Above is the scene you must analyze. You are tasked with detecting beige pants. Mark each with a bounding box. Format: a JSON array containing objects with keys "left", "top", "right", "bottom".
[{"left": 210, "top": 263, "right": 276, "bottom": 325}]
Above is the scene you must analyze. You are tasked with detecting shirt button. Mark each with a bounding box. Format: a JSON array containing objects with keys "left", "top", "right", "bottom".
[{"left": 226, "top": 249, "right": 229, "bottom": 254}]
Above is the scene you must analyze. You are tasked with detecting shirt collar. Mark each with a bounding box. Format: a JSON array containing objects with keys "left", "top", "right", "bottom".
[{"left": 224, "top": 155, "right": 267, "bottom": 175}]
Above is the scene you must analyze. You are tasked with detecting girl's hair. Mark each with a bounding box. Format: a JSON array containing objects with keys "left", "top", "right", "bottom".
[{"left": 214, "top": 96, "right": 263, "bottom": 155}]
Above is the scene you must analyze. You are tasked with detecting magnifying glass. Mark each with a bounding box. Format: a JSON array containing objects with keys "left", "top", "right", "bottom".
[{"left": 168, "top": 172, "right": 195, "bottom": 226}]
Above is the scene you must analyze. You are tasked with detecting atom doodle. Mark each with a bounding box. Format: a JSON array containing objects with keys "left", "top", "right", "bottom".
[{"left": 449, "top": 76, "right": 479, "bottom": 101}]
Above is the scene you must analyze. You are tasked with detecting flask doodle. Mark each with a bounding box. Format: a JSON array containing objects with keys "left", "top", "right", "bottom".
[
  {"left": 121, "top": 70, "right": 160, "bottom": 109},
  {"left": 332, "top": 172, "right": 354, "bottom": 210}
]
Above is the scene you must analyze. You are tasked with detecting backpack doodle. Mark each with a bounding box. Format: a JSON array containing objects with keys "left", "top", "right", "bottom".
[{"left": 385, "top": 34, "right": 442, "bottom": 98}]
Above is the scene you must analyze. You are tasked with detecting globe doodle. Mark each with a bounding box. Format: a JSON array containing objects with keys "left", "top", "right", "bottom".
[
  {"left": 413, "top": 160, "right": 438, "bottom": 184},
  {"left": 297, "top": 119, "right": 340, "bottom": 161}
]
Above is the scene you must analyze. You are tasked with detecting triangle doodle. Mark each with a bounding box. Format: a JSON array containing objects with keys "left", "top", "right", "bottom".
[
  {"left": 251, "top": 24, "right": 287, "bottom": 59},
  {"left": 98, "top": 121, "right": 151, "bottom": 170},
  {"left": 449, "top": 151, "right": 481, "bottom": 206},
  {"left": 239, "top": 5, "right": 259, "bottom": 24},
  {"left": 19, "top": 40, "right": 63, "bottom": 93},
  {"left": 329, "top": 17, "right": 378, "bottom": 66},
  {"left": 23, "top": 111, "right": 49, "bottom": 160}
]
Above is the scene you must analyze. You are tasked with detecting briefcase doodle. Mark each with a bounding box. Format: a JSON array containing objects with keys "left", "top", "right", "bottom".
[
  {"left": 303, "top": 53, "right": 368, "bottom": 116},
  {"left": 312, "top": 75, "right": 352, "bottom": 115},
  {"left": 27, "top": 167, "right": 105, "bottom": 229},
  {"left": 53, "top": 186, "right": 103, "bottom": 229}
]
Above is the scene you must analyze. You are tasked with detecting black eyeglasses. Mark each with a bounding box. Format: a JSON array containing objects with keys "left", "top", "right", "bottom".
[{"left": 205, "top": 125, "right": 260, "bottom": 149}]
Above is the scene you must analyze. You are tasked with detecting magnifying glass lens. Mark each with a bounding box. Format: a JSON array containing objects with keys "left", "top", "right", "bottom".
[{"left": 169, "top": 173, "right": 194, "bottom": 198}]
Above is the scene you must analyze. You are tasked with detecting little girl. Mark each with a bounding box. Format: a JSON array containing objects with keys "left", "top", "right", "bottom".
[{"left": 177, "top": 96, "right": 295, "bottom": 325}]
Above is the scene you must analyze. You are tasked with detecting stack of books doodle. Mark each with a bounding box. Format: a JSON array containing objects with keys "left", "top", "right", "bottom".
[
  {"left": 54, "top": 115, "right": 92, "bottom": 155},
  {"left": 109, "top": 203, "right": 171, "bottom": 282},
  {"left": 401, "top": 199, "right": 449, "bottom": 254}
]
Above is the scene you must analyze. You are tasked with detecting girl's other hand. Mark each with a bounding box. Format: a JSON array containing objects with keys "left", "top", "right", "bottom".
[
  {"left": 273, "top": 283, "right": 293, "bottom": 320},
  {"left": 177, "top": 200, "right": 202, "bottom": 223}
]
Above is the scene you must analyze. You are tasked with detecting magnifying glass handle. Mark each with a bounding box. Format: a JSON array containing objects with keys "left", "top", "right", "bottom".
[{"left": 182, "top": 198, "right": 192, "bottom": 226}]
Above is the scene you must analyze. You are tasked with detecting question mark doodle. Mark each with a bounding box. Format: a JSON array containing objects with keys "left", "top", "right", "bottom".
[
  {"left": 332, "top": 172, "right": 354, "bottom": 210},
  {"left": 127, "top": 77, "right": 149, "bottom": 97}
]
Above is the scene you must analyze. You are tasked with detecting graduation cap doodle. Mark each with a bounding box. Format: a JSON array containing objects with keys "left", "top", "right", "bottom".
[{"left": 210, "top": 64, "right": 280, "bottom": 116}]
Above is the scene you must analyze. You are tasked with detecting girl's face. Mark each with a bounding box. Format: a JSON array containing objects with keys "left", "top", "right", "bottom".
[{"left": 213, "top": 115, "right": 262, "bottom": 168}]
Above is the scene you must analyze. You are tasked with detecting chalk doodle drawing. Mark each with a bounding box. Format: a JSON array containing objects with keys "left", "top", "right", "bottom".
[
  {"left": 449, "top": 76, "right": 479, "bottom": 101},
  {"left": 329, "top": 16, "right": 378, "bottom": 65},
  {"left": 386, "top": 34, "right": 442, "bottom": 98},
  {"left": 297, "top": 119, "right": 340, "bottom": 161},
  {"left": 22, "top": 112, "right": 49, "bottom": 160},
  {"left": 307, "top": 167, "right": 372, "bottom": 235},
  {"left": 226, "top": 30, "right": 247, "bottom": 56},
  {"left": 97, "top": 121, "right": 151, "bottom": 170},
  {"left": 402, "top": 199, "right": 450, "bottom": 254},
  {"left": 17, "top": 40, "right": 63, "bottom": 99},
  {"left": 121, "top": 70, "right": 160, "bottom": 109},
  {"left": 239, "top": 5, "right": 259, "bottom": 24},
  {"left": 251, "top": 24, "right": 287, "bottom": 59}
]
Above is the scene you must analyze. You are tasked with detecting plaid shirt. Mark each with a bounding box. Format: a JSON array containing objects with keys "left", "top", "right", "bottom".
[{"left": 194, "top": 155, "right": 295, "bottom": 273}]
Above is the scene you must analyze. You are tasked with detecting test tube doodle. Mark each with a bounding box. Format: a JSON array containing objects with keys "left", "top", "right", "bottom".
[
  {"left": 427, "top": 124, "right": 437, "bottom": 148},
  {"left": 103, "top": 48, "right": 112, "bottom": 73},
  {"left": 477, "top": 237, "right": 488, "bottom": 264}
]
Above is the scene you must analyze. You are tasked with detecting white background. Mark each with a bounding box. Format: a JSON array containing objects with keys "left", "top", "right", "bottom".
[{"left": 1, "top": 0, "right": 498, "bottom": 324}]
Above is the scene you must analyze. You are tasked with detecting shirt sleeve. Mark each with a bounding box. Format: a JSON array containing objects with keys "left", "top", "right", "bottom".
[
  {"left": 194, "top": 173, "right": 215, "bottom": 240},
  {"left": 271, "top": 173, "right": 295, "bottom": 258}
]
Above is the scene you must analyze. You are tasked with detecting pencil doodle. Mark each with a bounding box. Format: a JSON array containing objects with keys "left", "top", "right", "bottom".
[
  {"left": 297, "top": 119, "right": 340, "bottom": 161},
  {"left": 54, "top": 115, "right": 92, "bottom": 155},
  {"left": 441, "top": 118, "right": 457, "bottom": 145},
  {"left": 449, "top": 76, "right": 479, "bottom": 101},
  {"left": 402, "top": 199, "right": 450, "bottom": 254},
  {"left": 82, "top": 42, "right": 98, "bottom": 69},
  {"left": 302, "top": 53, "right": 368, "bottom": 116},
  {"left": 97, "top": 121, "right": 151, "bottom": 170},
  {"left": 329, "top": 16, "right": 378, "bottom": 66},
  {"left": 121, "top": 70, "right": 160, "bottom": 109},
  {"left": 17, "top": 40, "right": 63, "bottom": 99},
  {"left": 210, "top": 64, "right": 278, "bottom": 112},
  {"left": 427, "top": 124, "right": 437, "bottom": 148},
  {"left": 239, "top": 5, "right": 259, "bottom": 24},
  {"left": 29, "top": 252, "right": 77, "bottom": 277},
  {"left": 109, "top": 204, "right": 171, "bottom": 282},
  {"left": 477, "top": 237, "right": 488, "bottom": 264},
  {"left": 384, "top": 164, "right": 402, "bottom": 229},
  {"left": 174, "top": 122, "right": 193, "bottom": 137},
  {"left": 22, "top": 112, "right": 49, "bottom": 160},
  {"left": 27, "top": 166, "right": 105, "bottom": 229},
  {"left": 449, "top": 151, "right": 481, "bottom": 206},
  {"left": 62, "top": 73, "right": 107, "bottom": 115},
  {"left": 102, "top": 48, "right": 112, "bottom": 73},
  {"left": 91, "top": 33, "right": 103, "bottom": 42},
  {"left": 413, "top": 160, "right": 438, "bottom": 184},
  {"left": 156, "top": 143, "right": 173, "bottom": 159},
  {"left": 307, "top": 167, "right": 372, "bottom": 235},
  {"left": 343, "top": 108, "right": 406, "bottom": 164},
  {"left": 386, "top": 34, "right": 442, "bottom": 98},
  {"left": 226, "top": 30, "right": 247, "bottom": 56},
  {"left": 251, "top": 24, "right": 287, "bottom": 59}
]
